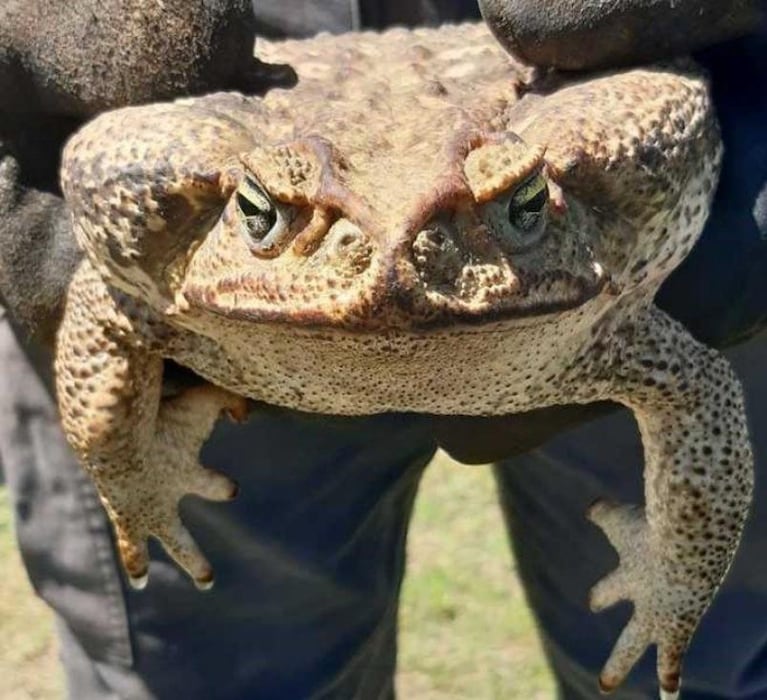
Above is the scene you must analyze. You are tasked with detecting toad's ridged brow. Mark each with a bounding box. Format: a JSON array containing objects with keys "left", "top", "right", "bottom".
[{"left": 464, "top": 139, "right": 546, "bottom": 203}]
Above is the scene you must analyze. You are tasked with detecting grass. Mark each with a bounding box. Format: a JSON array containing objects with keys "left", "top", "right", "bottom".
[
  {"left": 0, "top": 452, "right": 554, "bottom": 699},
  {"left": 397, "top": 452, "right": 555, "bottom": 699},
  {"left": 0, "top": 489, "right": 63, "bottom": 699}
]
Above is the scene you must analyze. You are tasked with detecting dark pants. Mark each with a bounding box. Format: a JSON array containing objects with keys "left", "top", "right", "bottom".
[{"left": 2, "top": 311, "right": 767, "bottom": 700}]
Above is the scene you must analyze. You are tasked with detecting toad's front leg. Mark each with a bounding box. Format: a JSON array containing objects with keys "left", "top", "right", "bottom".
[
  {"left": 55, "top": 271, "right": 247, "bottom": 589},
  {"left": 571, "top": 307, "right": 753, "bottom": 698}
]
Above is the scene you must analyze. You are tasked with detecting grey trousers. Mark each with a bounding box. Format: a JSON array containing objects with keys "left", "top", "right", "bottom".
[{"left": 3, "top": 310, "right": 767, "bottom": 699}]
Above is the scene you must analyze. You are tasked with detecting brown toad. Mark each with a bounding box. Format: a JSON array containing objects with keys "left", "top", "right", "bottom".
[{"left": 55, "top": 22, "right": 752, "bottom": 699}]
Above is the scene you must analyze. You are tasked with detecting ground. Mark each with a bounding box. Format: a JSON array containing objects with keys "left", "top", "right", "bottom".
[{"left": 0, "top": 451, "right": 555, "bottom": 699}]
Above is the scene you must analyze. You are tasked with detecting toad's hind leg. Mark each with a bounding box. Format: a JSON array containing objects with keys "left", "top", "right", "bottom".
[
  {"left": 568, "top": 307, "right": 753, "bottom": 698},
  {"left": 56, "top": 267, "right": 247, "bottom": 589}
]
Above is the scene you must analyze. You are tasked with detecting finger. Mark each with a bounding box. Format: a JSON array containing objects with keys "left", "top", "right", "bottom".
[
  {"left": 599, "top": 614, "right": 651, "bottom": 694},
  {"left": 155, "top": 518, "right": 215, "bottom": 591},
  {"left": 657, "top": 641, "right": 684, "bottom": 699},
  {"left": 589, "top": 568, "right": 630, "bottom": 613},
  {"left": 114, "top": 523, "right": 149, "bottom": 589},
  {"left": 588, "top": 500, "right": 645, "bottom": 553},
  {"left": 187, "top": 465, "right": 239, "bottom": 502}
]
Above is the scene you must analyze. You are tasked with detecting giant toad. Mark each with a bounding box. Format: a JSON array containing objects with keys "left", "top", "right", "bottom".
[{"left": 56, "top": 22, "right": 753, "bottom": 698}]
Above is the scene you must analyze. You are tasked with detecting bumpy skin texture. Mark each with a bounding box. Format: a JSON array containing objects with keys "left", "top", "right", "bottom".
[{"left": 56, "top": 23, "right": 753, "bottom": 697}]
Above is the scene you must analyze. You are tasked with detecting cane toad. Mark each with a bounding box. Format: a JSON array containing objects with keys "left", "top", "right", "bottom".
[{"left": 55, "top": 22, "right": 753, "bottom": 699}]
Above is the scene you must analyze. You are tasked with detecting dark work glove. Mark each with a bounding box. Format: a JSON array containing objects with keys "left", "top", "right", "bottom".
[
  {"left": 0, "top": 142, "right": 78, "bottom": 354},
  {"left": 0, "top": 0, "right": 291, "bottom": 120},
  {"left": 479, "top": 0, "right": 765, "bottom": 70}
]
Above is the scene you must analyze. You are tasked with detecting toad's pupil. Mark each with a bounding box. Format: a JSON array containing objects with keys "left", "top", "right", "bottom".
[
  {"left": 246, "top": 209, "right": 277, "bottom": 239},
  {"left": 508, "top": 176, "right": 548, "bottom": 232},
  {"left": 237, "top": 192, "right": 277, "bottom": 239},
  {"left": 237, "top": 191, "right": 266, "bottom": 218},
  {"left": 521, "top": 187, "right": 548, "bottom": 214}
]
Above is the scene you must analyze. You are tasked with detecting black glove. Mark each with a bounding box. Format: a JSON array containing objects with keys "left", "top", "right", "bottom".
[{"left": 478, "top": 0, "right": 765, "bottom": 70}]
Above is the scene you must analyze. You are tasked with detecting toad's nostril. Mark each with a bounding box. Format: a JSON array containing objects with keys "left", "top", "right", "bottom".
[
  {"left": 412, "top": 222, "right": 463, "bottom": 288},
  {"left": 327, "top": 222, "right": 373, "bottom": 276},
  {"left": 337, "top": 231, "right": 362, "bottom": 248}
]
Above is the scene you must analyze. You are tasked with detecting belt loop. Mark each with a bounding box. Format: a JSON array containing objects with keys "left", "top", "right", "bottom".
[{"left": 350, "top": 0, "right": 361, "bottom": 30}]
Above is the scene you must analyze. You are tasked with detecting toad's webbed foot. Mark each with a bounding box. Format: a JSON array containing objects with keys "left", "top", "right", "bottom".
[
  {"left": 55, "top": 265, "right": 249, "bottom": 588},
  {"left": 107, "top": 385, "right": 247, "bottom": 590},
  {"left": 588, "top": 501, "right": 701, "bottom": 699}
]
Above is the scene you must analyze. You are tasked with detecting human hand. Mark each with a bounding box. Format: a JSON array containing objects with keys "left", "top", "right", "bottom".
[{"left": 478, "top": 0, "right": 765, "bottom": 70}]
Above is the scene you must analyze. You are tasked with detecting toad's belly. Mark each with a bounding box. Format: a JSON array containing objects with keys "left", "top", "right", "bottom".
[{"left": 168, "top": 313, "right": 596, "bottom": 416}]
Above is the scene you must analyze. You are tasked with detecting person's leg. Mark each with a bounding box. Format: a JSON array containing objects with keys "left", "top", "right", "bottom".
[
  {"left": 126, "top": 410, "right": 435, "bottom": 700},
  {"left": 494, "top": 329, "right": 767, "bottom": 699},
  {"left": 1, "top": 313, "right": 436, "bottom": 699},
  {"left": 0, "top": 314, "right": 139, "bottom": 697}
]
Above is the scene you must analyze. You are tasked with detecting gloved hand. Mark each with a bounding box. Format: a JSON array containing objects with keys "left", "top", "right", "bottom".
[
  {"left": 478, "top": 0, "right": 765, "bottom": 70},
  {"left": 0, "top": 0, "right": 290, "bottom": 121}
]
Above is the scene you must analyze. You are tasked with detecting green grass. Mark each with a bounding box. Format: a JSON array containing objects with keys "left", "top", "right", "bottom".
[
  {"left": 0, "top": 488, "right": 63, "bottom": 699},
  {"left": 397, "top": 453, "right": 555, "bottom": 699},
  {"left": 0, "top": 452, "right": 554, "bottom": 698}
]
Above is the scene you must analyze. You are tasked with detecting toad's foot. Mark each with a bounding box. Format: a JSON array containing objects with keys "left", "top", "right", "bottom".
[
  {"left": 589, "top": 501, "right": 706, "bottom": 699},
  {"left": 104, "top": 385, "right": 248, "bottom": 590},
  {"left": 55, "top": 262, "right": 251, "bottom": 589}
]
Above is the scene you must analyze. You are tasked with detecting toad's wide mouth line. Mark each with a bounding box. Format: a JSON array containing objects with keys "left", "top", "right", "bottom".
[{"left": 180, "top": 270, "right": 609, "bottom": 333}]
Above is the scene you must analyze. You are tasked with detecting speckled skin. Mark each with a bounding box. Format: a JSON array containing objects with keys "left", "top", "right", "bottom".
[{"left": 55, "top": 23, "right": 752, "bottom": 697}]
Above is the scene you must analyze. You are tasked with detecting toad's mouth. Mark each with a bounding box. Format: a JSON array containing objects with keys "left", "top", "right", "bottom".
[{"left": 179, "top": 257, "right": 609, "bottom": 332}]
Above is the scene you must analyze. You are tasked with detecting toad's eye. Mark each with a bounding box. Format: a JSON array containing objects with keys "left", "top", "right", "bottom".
[
  {"left": 235, "top": 176, "right": 290, "bottom": 257},
  {"left": 508, "top": 173, "right": 549, "bottom": 233}
]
